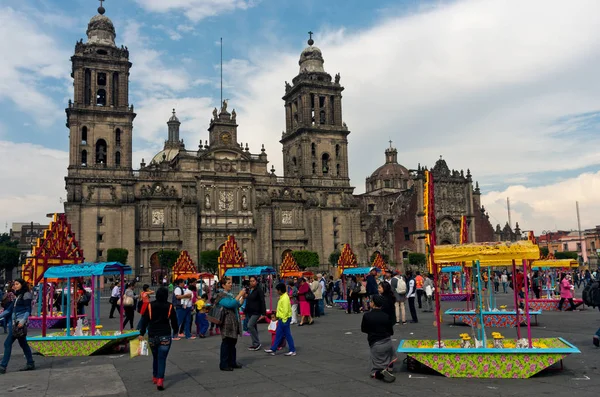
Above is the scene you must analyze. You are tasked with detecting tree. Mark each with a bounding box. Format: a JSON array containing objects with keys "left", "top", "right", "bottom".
[
  {"left": 539, "top": 247, "right": 549, "bottom": 258},
  {"left": 159, "top": 250, "right": 180, "bottom": 269},
  {"left": 291, "top": 250, "right": 320, "bottom": 269},
  {"left": 200, "top": 250, "right": 220, "bottom": 274},
  {"left": 107, "top": 248, "right": 128, "bottom": 264},
  {"left": 555, "top": 251, "right": 578, "bottom": 260},
  {"left": 0, "top": 245, "right": 20, "bottom": 276},
  {"left": 0, "top": 233, "right": 18, "bottom": 248},
  {"left": 408, "top": 252, "right": 427, "bottom": 268},
  {"left": 328, "top": 250, "right": 341, "bottom": 267}
]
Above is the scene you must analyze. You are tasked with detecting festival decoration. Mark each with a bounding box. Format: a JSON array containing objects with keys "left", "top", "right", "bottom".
[
  {"left": 172, "top": 250, "right": 198, "bottom": 280},
  {"left": 22, "top": 213, "right": 84, "bottom": 285},
  {"left": 337, "top": 244, "right": 358, "bottom": 278},
  {"left": 280, "top": 252, "right": 300, "bottom": 277},
  {"left": 371, "top": 252, "right": 387, "bottom": 271},
  {"left": 218, "top": 235, "right": 244, "bottom": 279}
]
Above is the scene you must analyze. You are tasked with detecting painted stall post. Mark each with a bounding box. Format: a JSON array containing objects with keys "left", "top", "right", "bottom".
[
  {"left": 119, "top": 268, "right": 124, "bottom": 332},
  {"left": 522, "top": 259, "right": 532, "bottom": 348},
  {"left": 511, "top": 260, "right": 521, "bottom": 339},
  {"left": 66, "top": 277, "right": 71, "bottom": 334},
  {"left": 90, "top": 275, "right": 96, "bottom": 335},
  {"left": 42, "top": 278, "right": 48, "bottom": 337}
]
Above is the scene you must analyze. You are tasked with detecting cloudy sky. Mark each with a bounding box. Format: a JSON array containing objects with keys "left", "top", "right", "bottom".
[{"left": 1, "top": 0, "right": 599, "bottom": 236}]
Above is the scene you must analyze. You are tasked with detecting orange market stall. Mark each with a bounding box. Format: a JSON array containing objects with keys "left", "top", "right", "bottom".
[{"left": 171, "top": 250, "right": 200, "bottom": 281}]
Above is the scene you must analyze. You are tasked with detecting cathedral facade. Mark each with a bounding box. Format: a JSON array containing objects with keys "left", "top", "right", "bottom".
[{"left": 64, "top": 7, "right": 513, "bottom": 278}]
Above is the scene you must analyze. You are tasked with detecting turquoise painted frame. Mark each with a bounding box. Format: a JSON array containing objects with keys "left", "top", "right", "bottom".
[
  {"left": 27, "top": 331, "right": 140, "bottom": 342},
  {"left": 396, "top": 338, "right": 581, "bottom": 354}
]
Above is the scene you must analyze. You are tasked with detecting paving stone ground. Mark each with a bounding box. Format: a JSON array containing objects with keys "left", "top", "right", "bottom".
[{"left": 1, "top": 292, "right": 599, "bottom": 397}]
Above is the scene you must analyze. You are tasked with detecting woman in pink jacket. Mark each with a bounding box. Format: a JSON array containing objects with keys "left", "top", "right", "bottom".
[{"left": 558, "top": 273, "right": 576, "bottom": 311}]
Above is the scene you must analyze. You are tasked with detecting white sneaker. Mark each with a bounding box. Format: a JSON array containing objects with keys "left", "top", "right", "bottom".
[{"left": 284, "top": 351, "right": 297, "bottom": 356}]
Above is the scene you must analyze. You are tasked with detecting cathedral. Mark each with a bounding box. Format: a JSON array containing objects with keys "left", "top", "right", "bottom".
[{"left": 64, "top": 6, "right": 512, "bottom": 279}]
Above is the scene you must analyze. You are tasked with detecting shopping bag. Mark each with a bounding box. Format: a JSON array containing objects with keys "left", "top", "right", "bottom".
[
  {"left": 139, "top": 340, "right": 149, "bottom": 356},
  {"left": 130, "top": 338, "right": 142, "bottom": 358}
]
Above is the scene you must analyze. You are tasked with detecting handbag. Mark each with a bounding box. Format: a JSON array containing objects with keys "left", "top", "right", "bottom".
[
  {"left": 207, "top": 304, "right": 225, "bottom": 325},
  {"left": 304, "top": 289, "right": 315, "bottom": 301},
  {"left": 12, "top": 321, "right": 27, "bottom": 338}
]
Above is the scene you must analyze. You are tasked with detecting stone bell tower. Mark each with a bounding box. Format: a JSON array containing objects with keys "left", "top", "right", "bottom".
[
  {"left": 64, "top": 2, "right": 136, "bottom": 264},
  {"left": 280, "top": 33, "right": 350, "bottom": 184},
  {"left": 66, "top": 3, "right": 135, "bottom": 171}
]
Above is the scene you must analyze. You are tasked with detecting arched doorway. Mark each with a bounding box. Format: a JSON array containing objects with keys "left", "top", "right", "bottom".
[{"left": 150, "top": 252, "right": 160, "bottom": 274}]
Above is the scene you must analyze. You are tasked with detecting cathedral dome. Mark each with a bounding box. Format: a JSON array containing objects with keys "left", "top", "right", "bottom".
[
  {"left": 365, "top": 145, "right": 411, "bottom": 193},
  {"left": 86, "top": 7, "right": 116, "bottom": 47},
  {"left": 151, "top": 148, "right": 179, "bottom": 164},
  {"left": 299, "top": 35, "right": 325, "bottom": 73}
]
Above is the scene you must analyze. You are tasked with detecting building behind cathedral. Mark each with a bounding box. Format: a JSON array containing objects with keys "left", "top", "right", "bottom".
[{"left": 64, "top": 6, "right": 515, "bottom": 279}]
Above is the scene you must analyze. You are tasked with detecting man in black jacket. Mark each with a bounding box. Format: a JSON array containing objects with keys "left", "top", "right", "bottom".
[
  {"left": 245, "top": 276, "right": 266, "bottom": 350},
  {"left": 361, "top": 294, "right": 396, "bottom": 383}
]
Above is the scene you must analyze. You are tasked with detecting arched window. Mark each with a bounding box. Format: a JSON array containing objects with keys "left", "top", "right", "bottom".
[
  {"left": 115, "top": 151, "right": 121, "bottom": 166},
  {"left": 81, "top": 126, "right": 88, "bottom": 144},
  {"left": 84, "top": 69, "right": 91, "bottom": 105},
  {"left": 322, "top": 153, "right": 330, "bottom": 174},
  {"left": 115, "top": 128, "right": 121, "bottom": 145},
  {"left": 81, "top": 150, "right": 87, "bottom": 166},
  {"left": 311, "top": 143, "right": 316, "bottom": 157},
  {"left": 95, "top": 139, "right": 107, "bottom": 164},
  {"left": 335, "top": 144, "right": 340, "bottom": 157},
  {"left": 112, "top": 72, "right": 119, "bottom": 106},
  {"left": 96, "top": 89, "right": 106, "bottom": 106}
]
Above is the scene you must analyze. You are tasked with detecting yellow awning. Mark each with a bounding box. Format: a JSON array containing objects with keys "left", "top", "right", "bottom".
[
  {"left": 531, "top": 259, "right": 578, "bottom": 268},
  {"left": 434, "top": 241, "right": 540, "bottom": 264}
]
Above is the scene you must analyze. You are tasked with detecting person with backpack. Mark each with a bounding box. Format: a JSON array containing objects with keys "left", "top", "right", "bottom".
[
  {"left": 390, "top": 272, "right": 407, "bottom": 324},
  {"left": 138, "top": 287, "right": 179, "bottom": 391}
]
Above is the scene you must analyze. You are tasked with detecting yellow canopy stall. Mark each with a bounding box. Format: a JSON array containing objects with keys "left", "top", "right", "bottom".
[
  {"left": 531, "top": 259, "right": 578, "bottom": 268},
  {"left": 435, "top": 241, "right": 540, "bottom": 264}
]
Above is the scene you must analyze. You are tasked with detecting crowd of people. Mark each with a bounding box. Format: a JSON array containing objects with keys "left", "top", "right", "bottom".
[{"left": 1, "top": 266, "right": 599, "bottom": 388}]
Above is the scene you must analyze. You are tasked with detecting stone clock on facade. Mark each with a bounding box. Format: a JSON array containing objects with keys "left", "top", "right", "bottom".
[{"left": 152, "top": 209, "right": 164, "bottom": 225}]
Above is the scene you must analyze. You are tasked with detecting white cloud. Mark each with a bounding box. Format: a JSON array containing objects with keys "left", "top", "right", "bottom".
[
  {"left": 214, "top": 0, "right": 600, "bottom": 195},
  {"left": 133, "top": 0, "right": 259, "bottom": 22},
  {"left": 0, "top": 141, "right": 66, "bottom": 229},
  {"left": 481, "top": 171, "right": 600, "bottom": 233},
  {"left": 0, "top": 7, "right": 71, "bottom": 127},
  {"left": 152, "top": 24, "right": 183, "bottom": 41},
  {"left": 122, "top": 22, "right": 190, "bottom": 93}
]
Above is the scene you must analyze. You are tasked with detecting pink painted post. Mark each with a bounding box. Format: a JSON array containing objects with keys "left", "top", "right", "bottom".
[
  {"left": 42, "top": 278, "right": 47, "bottom": 337},
  {"left": 522, "top": 260, "right": 532, "bottom": 347},
  {"left": 342, "top": 276, "right": 347, "bottom": 300},
  {"left": 511, "top": 260, "right": 521, "bottom": 339},
  {"left": 90, "top": 275, "right": 96, "bottom": 335},
  {"left": 119, "top": 268, "right": 124, "bottom": 332},
  {"left": 269, "top": 275, "right": 273, "bottom": 311}
]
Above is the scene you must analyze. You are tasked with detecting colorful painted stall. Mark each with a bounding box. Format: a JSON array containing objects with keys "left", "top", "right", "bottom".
[
  {"left": 280, "top": 252, "right": 300, "bottom": 278},
  {"left": 21, "top": 213, "right": 86, "bottom": 329},
  {"left": 218, "top": 235, "right": 245, "bottom": 279},
  {"left": 398, "top": 241, "right": 580, "bottom": 378},
  {"left": 440, "top": 216, "right": 474, "bottom": 302},
  {"left": 172, "top": 250, "right": 199, "bottom": 281},
  {"left": 27, "top": 262, "right": 139, "bottom": 357},
  {"left": 334, "top": 244, "right": 360, "bottom": 310},
  {"left": 225, "top": 266, "right": 277, "bottom": 314},
  {"left": 371, "top": 253, "right": 387, "bottom": 271},
  {"left": 525, "top": 259, "right": 583, "bottom": 311}
]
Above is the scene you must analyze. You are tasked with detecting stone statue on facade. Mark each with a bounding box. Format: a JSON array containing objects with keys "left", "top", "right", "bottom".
[
  {"left": 205, "top": 194, "right": 211, "bottom": 209},
  {"left": 212, "top": 107, "right": 218, "bottom": 120},
  {"left": 241, "top": 195, "right": 248, "bottom": 210}
]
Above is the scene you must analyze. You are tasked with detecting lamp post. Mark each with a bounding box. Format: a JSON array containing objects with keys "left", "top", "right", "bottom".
[{"left": 160, "top": 223, "right": 165, "bottom": 279}]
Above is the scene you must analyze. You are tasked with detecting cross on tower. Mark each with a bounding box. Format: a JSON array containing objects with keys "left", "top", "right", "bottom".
[
  {"left": 99, "top": 0, "right": 104, "bottom": 7},
  {"left": 307, "top": 31, "right": 314, "bottom": 46},
  {"left": 389, "top": 139, "right": 393, "bottom": 148}
]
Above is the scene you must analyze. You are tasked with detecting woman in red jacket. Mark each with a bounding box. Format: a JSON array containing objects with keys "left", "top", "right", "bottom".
[{"left": 297, "top": 278, "right": 313, "bottom": 326}]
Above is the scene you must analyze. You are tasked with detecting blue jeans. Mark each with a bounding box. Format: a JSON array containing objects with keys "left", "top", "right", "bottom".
[
  {"left": 270, "top": 318, "right": 295, "bottom": 353},
  {"left": 1, "top": 328, "right": 34, "bottom": 368},
  {"left": 174, "top": 307, "right": 185, "bottom": 336},
  {"left": 195, "top": 313, "right": 209, "bottom": 336},
  {"left": 148, "top": 336, "right": 171, "bottom": 379},
  {"left": 181, "top": 307, "right": 192, "bottom": 338}
]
